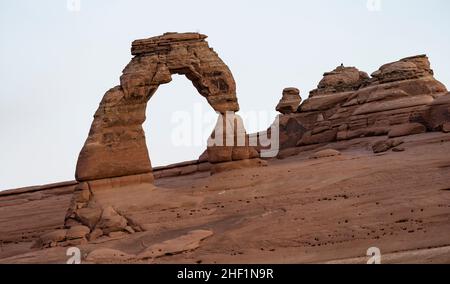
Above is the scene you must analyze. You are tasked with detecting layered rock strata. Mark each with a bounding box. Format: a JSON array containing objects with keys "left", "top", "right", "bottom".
[{"left": 267, "top": 55, "right": 449, "bottom": 150}]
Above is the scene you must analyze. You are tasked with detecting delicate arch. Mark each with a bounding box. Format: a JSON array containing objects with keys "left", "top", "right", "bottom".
[{"left": 75, "top": 33, "right": 239, "bottom": 181}]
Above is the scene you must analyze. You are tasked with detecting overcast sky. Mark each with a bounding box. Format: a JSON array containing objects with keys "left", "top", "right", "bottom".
[{"left": 1, "top": 0, "right": 449, "bottom": 190}]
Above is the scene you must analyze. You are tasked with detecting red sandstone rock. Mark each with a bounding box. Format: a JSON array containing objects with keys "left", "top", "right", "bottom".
[
  {"left": 97, "top": 206, "right": 128, "bottom": 234},
  {"left": 207, "top": 113, "right": 260, "bottom": 163},
  {"left": 337, "top": 126, "right": 389, "bottom": 141},
  {"left": 276, "top": 88, "right": 302, "bottom": 114},
  {"left": 76, "top": 33, "right": 240, "bottom": 182},
  {"left": 66, "top": 225, "right": 90, "bottom": 240},
  {"left": 267, "top": 54, "right": 448, "bottom": 151},
  {"left": 76, "top": 207, "right": 102, "bottom": 229},
  {"left": 297, "top": 129, "right": 338, "bottom": 146},
  {"left": 352, "top": 95, "right": 434, "bottom": 115},
  {"left": 371, "top": 54, "right": 434, "bottom": 84},
  {"left": 207, "top": 146, "right": 233, "bottom": 163},
  {"left": 276, "top": 115, "right": 309, "bottom": 149},
  {"left": 4, "top": 44, "right": 450, "bottom": 262},
  {"left": 299, "top": 91, "right": 353, "bottom": 112},
  {"left": 48, "top": 40, "right": 450, "bottom": 249},
  {"left": 311, "top": 65, "right": 369, "bottom": 96},
  {"left": 388, "top": 123, "right": 426, "bottom": 138},
  {"left": 35, "top": 229, "right": 67, "bottom": 248},
  {"left": 372, "top": 139, "right": 404, "bottom": 153},
  {"left": 4, "top": 132, "right": 450, "bottom": 263}
]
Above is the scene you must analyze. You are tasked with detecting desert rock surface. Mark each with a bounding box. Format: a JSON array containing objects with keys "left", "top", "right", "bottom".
[{"left": 1, "top": 132, "right": 449, "bottom": 264}]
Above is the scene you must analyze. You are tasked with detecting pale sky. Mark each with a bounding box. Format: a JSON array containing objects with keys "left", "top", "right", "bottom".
[{"left": 1, "top": 0, "right": 449, "bottom": 190}]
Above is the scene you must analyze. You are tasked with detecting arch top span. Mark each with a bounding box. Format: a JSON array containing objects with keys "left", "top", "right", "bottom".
[
  {"left": 75, "top": 32, "right": 242, "bottom": 182},
  {"left": 123, "top": 32, "right": 239, "bottom": 113}
]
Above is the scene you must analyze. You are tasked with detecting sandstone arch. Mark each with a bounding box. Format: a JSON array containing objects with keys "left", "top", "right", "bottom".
[{"left": 75, "top": 32, "right": 246, "bottom": 182}]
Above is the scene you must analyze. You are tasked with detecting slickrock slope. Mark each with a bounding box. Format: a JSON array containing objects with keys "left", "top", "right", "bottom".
[
  {"left": 1, "top": 34, "right": 449, "bottom": 263},
  {"left": 1, "top": 132, "right": 449, "bottom": 263},
  {"left": 0, "top": 182, "right": 76, "bottom": 257}
]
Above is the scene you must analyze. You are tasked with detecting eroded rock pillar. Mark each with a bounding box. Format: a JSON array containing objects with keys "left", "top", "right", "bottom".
[{"left": 207, "top": 112, "right": 266, "bottom": 174}]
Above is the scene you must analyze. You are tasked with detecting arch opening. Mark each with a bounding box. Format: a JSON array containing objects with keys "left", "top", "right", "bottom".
[{"left": 143, "top": 74, "right": 217, "bottom": 167}]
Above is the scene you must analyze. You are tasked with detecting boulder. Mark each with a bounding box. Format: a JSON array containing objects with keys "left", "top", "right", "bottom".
[
  {"left": 276, "top": 88, "right": 301, "bottom": 114},
  {"left": 76, "top": 207, "right": 102, "bottom": 229},
  {"left": 372, "top": 139, "right": 404, "bottom": 153},
  {"left": 97, "top": 206, "right": 128, "bottom": 234},
  {"left": 310, "top": 149, "right": 341, "bottom": 159},
  {"left": 310, "top": 65, "right": 369, "bottom": 95},
  {"left": 35, "top": 229, "right": 67, "bottom": 248},
  {"left": 66, "top": 225, "right": 90, "bottom": 240},
  {"left": 388, "top": 123, "right": 426, "bottom": 138}
]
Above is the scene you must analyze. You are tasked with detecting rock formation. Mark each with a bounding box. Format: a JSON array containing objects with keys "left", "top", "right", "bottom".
[
  {"left": 3, "top": 40, "right": 450, "bottom": 261},
  {"left": 276, "top": 88, "right": 302, "bottom": 114},
  {"left": 264, "top": 55, "right": 449, "bottom": 151},
  {"left": 311, "top": 65, "right": 370, "bottom": 96},
  {"left": 372, "top": 139, "right": 404, "bottom": 154},
  {"left": 5, "top": 130, "right": 450, "bottom": 263},
  {"left": 62, "top": 32, "right": 262, "bottom": 241},
  {"left": 36, "top": 34, "right": 450, "bottom": 248},
  {"left": 76, "top": 32, "right": 253, "bottom": 183}
]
